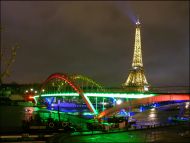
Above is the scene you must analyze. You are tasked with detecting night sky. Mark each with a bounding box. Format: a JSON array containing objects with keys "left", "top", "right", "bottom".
[{"left": 1, "top": 1, "right": 189, "bottom": 87}]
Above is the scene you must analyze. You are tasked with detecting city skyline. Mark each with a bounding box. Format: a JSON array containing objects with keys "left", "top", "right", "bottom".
[{"left": 1, "top": 1, "right": 189, "bottom": 87}]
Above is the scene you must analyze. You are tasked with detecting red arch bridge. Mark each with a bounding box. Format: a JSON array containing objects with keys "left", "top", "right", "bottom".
[{"left": 33, "top": 73, "right": 190, "bottom": 119}]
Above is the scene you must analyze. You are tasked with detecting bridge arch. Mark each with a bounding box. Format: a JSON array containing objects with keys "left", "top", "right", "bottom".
[
  {"left": 40, "top": 73, "right": 97, "bottom": 114},
  {"left": 70, "top": 74, "right": 104, "bottom": 91},
  {"left": 41, "top": 73, "right": 81, "bottom": 94}
]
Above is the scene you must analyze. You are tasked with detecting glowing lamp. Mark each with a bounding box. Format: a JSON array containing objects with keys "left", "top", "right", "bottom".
[
  {"left": 144, "top": 86, "right": 149, "bottom": 91},
  {"left": 29, "top": 96, "right": 34, "bottom": 99},
  {"left": 116, "top": 99, "right": 122, "bottom": 105}
]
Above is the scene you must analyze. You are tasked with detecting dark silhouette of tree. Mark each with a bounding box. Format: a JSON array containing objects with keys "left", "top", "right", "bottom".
[{"left": 0, "top": 26, "right": 20, "bottom": 84}]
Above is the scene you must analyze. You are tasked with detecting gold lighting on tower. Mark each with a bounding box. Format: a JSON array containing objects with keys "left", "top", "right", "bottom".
[{"left": 123, "top": 18, "right": 149, "bottom": 92}]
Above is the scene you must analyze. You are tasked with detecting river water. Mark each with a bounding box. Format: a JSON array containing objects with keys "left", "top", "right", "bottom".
[{"left": 0, "top": 102, "right": 189, "bottom": 135}]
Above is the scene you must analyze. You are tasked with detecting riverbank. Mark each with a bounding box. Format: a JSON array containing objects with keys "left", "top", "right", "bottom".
[
  {"left": 48, "top": 123, "right": 190, "bottom": 143},
  {"left": 1, "top": 121, "right": 189, "bottom": 142}
]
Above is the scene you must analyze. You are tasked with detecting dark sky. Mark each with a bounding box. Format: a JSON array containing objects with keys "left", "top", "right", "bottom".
[{"left": 1, "top": 1, "right": 189, "bottom": 87}]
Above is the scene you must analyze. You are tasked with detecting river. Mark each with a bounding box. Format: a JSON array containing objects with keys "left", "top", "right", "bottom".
[{"left": 0, "top": 102, "right": 189, "bottom": 138}]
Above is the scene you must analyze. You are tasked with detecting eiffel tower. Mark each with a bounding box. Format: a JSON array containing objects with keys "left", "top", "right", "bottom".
[{"left": 123, "top": 18, "right": 149, "bottom": 92}]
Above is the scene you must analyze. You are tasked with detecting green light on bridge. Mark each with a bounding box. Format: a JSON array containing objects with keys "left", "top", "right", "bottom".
[{"left": 34, "top": 92, "right": 155, "bottom": 99}]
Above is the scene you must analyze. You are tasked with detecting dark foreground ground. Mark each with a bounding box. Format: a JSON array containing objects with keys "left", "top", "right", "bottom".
[
  {"left": 1, "top": 122, "right": 190, "bottom": 143},
  {"left": 47, "top": 123, "right": 190, "bottom": 143}
]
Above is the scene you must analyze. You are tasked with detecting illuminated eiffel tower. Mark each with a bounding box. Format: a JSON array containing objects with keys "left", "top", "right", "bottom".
[{"left": 124, "top": 18, "right": 149, "bottom": 92}]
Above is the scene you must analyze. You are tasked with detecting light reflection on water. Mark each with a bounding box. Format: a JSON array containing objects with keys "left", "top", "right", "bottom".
[
  {"left": 0, "top": 102, "right": 189, "bottom": 133},
  {"left": 133, "top": 102, "right": 190, "bottom": 125},
  {"left": 148, "top": 109, "right": 157, "bottom": 118}
]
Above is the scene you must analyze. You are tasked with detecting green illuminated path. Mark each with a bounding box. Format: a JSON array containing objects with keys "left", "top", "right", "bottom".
[{"left": 35, "top": 92, "right": 155, "bottom": 99}]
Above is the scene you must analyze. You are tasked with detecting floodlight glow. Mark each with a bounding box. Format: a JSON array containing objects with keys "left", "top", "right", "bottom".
[
  {"left": 29, "top": 96, "right": 34, "bottom": 99},
  {"left": 144, "top": 86, "right": 149, "bottom": 91},
  {"left": 116, "top": 99, "right": 122, "bottom": 105}
]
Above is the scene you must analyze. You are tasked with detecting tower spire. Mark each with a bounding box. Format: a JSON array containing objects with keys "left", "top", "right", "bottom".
[
  {"left": 132, "top": 18, "right": 143, "bottom": 68},
  {"left": 123, "top": 18, "right": 149, "bottom": 92}
]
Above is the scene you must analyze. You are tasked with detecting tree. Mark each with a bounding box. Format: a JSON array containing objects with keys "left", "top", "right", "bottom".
[{"left": 0, "top": 26, "right": 20, "bottom": 84}]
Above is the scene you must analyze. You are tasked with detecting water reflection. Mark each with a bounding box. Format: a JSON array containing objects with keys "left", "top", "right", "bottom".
[
  {"left": 148, "top": 108, "right": 157, "bottom": 120},
  {"left": 185, "top": 102, "right": 189, "bottom": 109},
  {"left": 22, "top": 102, "right": 190, "bottom": 124},
  {"left": 134, "top": 102, "right": 190, "bottom": 126},
  {"left": 1, "top": 101, "right": 189, "bottom": 133}
]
